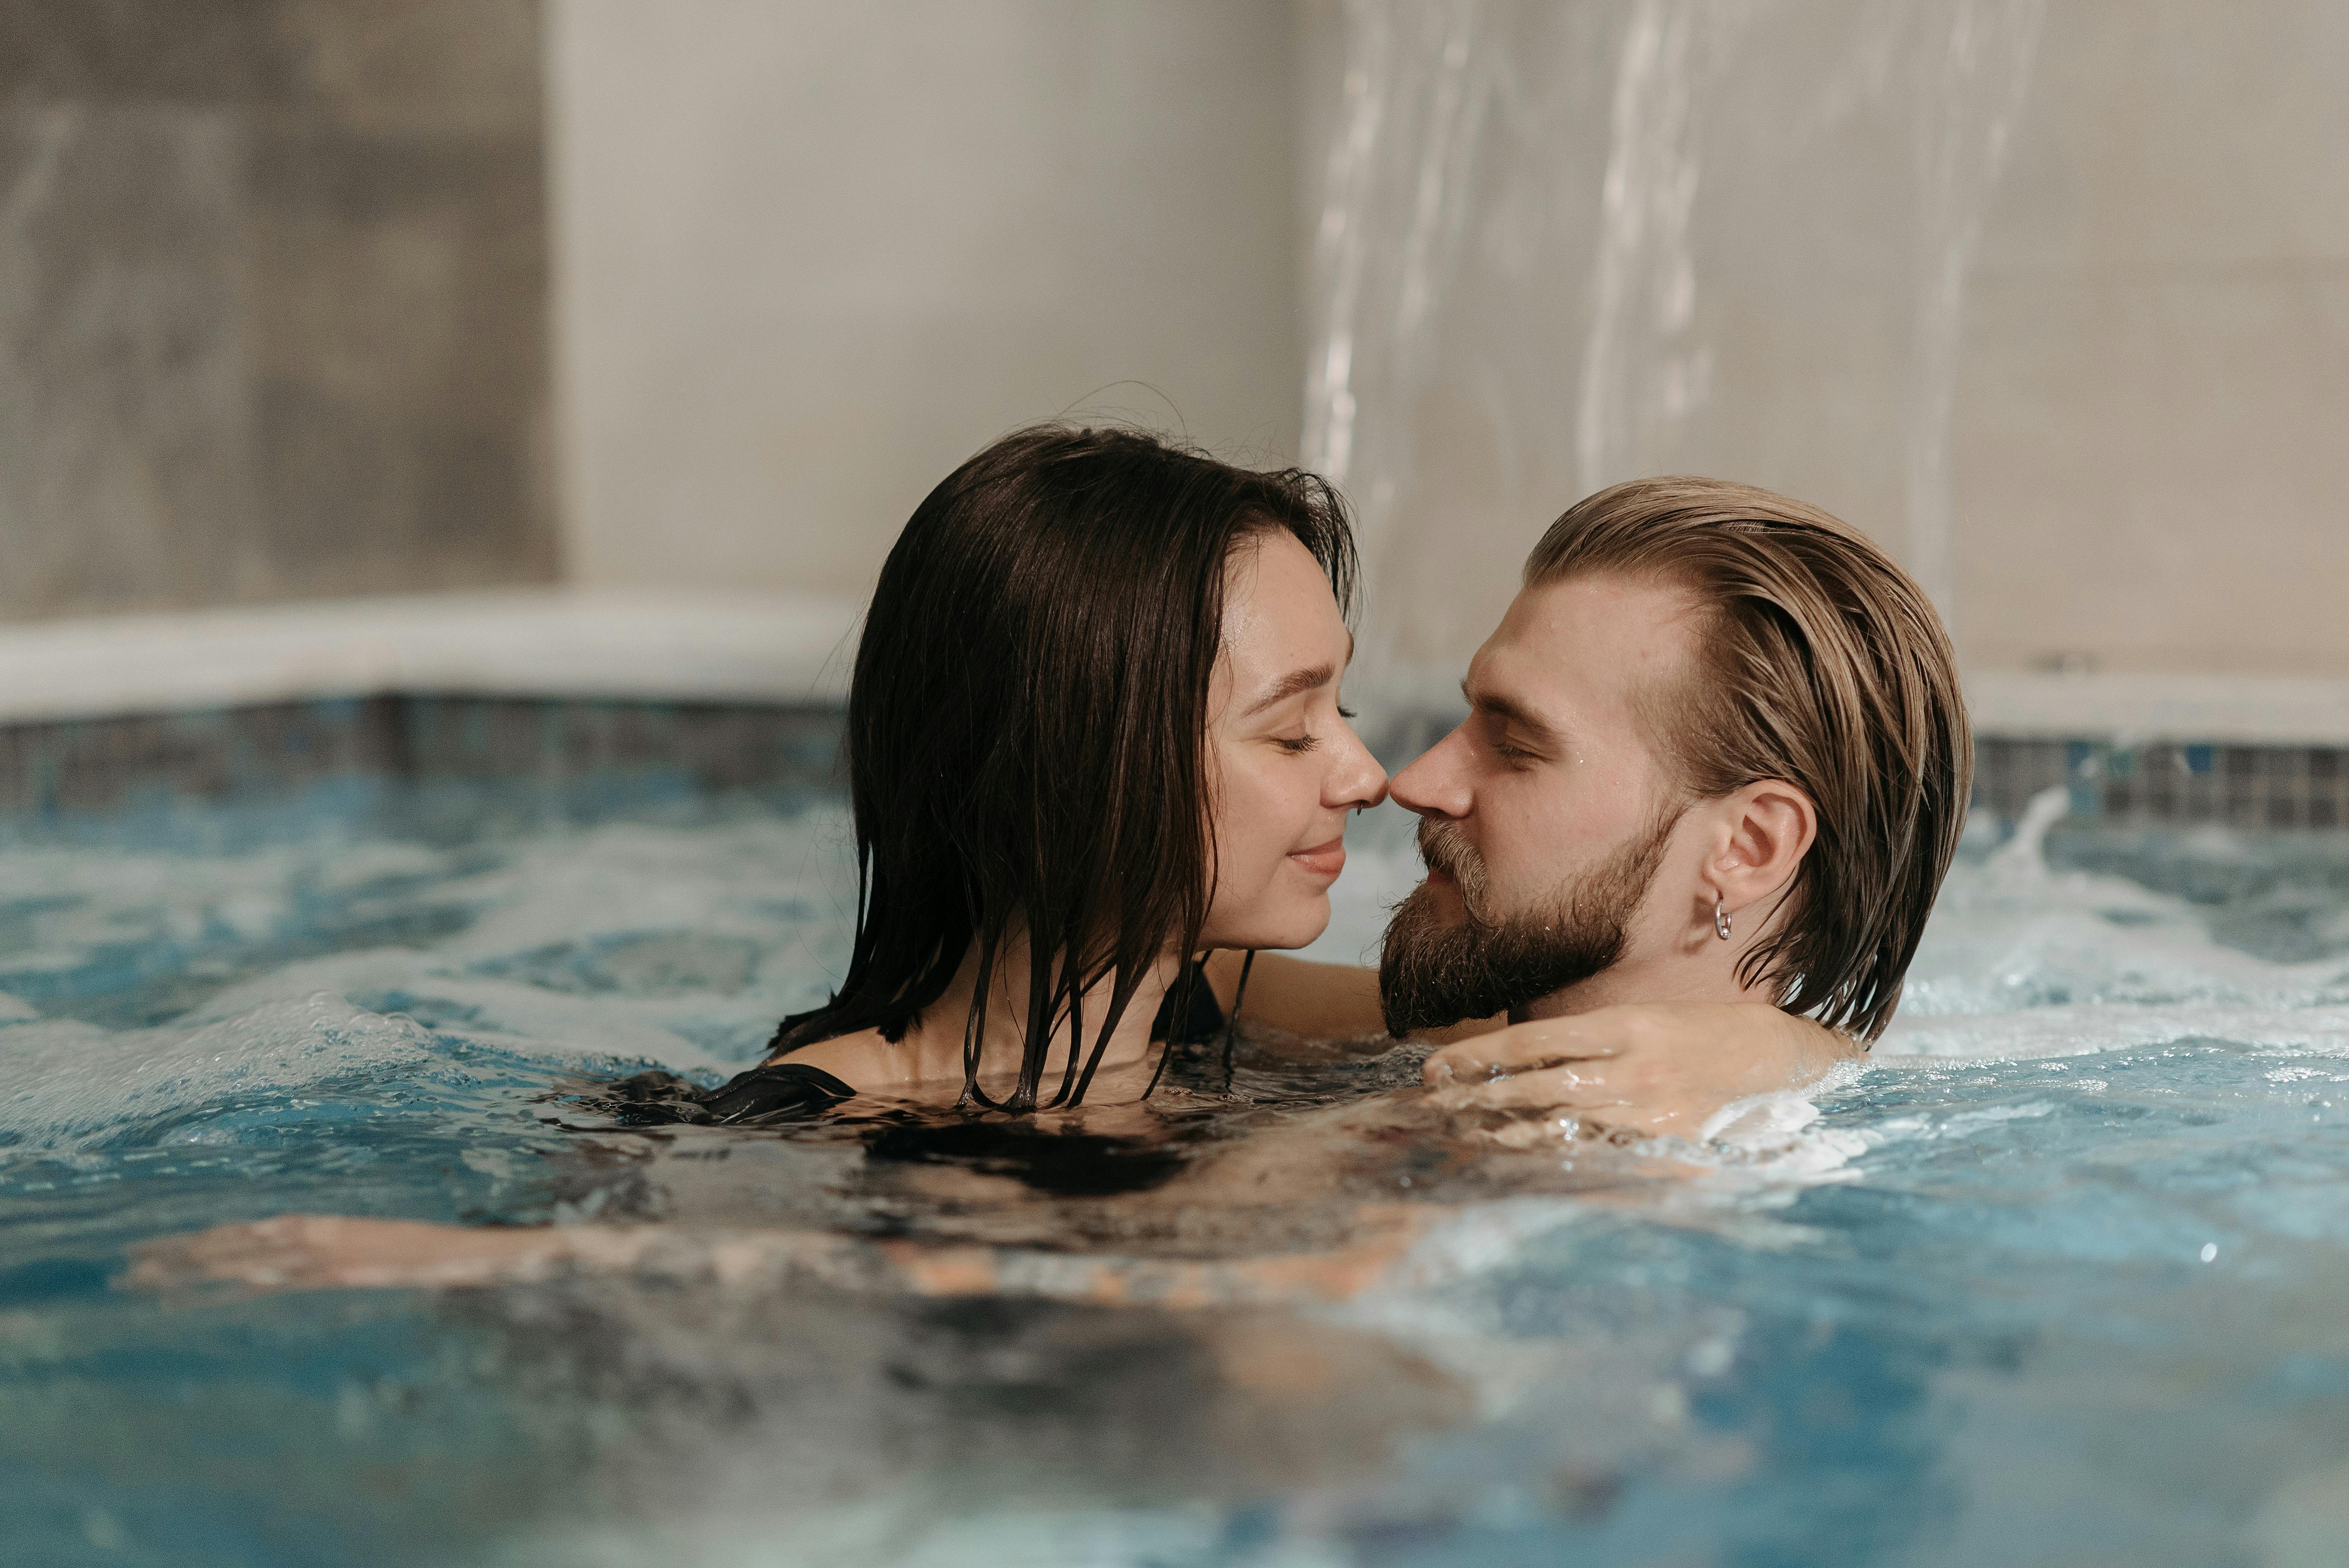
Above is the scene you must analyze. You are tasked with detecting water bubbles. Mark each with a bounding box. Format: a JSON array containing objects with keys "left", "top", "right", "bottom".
[
  {"left": 9, "top": 776, "right": 2349, "bottom": 1562},
  {"left": 1685, "top": 1338, "right": 1734, "bottom": 1377}
]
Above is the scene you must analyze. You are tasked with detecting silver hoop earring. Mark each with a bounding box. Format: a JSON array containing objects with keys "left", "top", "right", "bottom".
[{"left": 1713, "top": 893, "right": 1733, "bottom": 941}]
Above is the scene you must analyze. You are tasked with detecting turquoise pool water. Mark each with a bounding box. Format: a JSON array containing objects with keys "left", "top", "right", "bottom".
[{"left": 3, "top": 776, "right": 2347, "bottom": 1566}]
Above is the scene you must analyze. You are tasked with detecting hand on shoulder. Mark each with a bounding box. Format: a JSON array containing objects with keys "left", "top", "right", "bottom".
[{"left": 1418, "top": 1002, "right": 1859, "bottom": 1141}]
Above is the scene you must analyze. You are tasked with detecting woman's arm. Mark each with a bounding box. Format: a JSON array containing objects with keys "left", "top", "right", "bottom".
[
  {"left": 1202, "top": 953, "right": 1856, "bottom": 1127},
  {"left": 1419, "top": 1003, "right": 1861, "bottom": 1137},
  {"left": 1202, "top": 950, "right": 1500, "bottom": 1044},
  {"left": 126, "top": 1211, "right": 1431, "bottom": 1308}
]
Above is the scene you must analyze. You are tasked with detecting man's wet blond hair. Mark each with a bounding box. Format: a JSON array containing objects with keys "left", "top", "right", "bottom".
[{"left": 1524, "top": 477, "right": 1972, "bottom": 1040}]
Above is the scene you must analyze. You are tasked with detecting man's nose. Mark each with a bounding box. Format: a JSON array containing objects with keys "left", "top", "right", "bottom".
[{"left": 1390, "top": 724, "right": 1473, "bottom": 820}]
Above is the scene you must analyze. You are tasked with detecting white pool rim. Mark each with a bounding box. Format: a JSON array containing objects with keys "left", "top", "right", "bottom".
[
  {"left": 0, "top": 593, "right": 2343, "bottom": 745},
  {"left": 0, "top": 590, "right": 865, "bottom": 723}
]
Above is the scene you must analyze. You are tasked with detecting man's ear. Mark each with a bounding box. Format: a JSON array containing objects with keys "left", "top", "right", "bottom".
[{"left": 1706, "top": 779, "right": 1816, "bottom": 919}]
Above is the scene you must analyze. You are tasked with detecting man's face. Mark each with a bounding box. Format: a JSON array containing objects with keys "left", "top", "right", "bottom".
[{"left": 1381, "top": 572, "right": 1701, "bottom": 1032}]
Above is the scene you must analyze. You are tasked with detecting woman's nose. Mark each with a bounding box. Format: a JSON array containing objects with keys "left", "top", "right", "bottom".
[{"left": 1328, "top": 724, "right": 1389, "bottom": 811}]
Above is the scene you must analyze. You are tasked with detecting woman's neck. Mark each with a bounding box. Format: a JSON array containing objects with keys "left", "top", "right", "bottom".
[{"left": 896, "top": 935, "right": 1185, "bottom": 1103}]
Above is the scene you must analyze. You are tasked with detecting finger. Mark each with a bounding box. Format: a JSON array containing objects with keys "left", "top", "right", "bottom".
[
  {"left": 1478, "top": 1114, "right": 1585, "bottom": 1149},
  {"left": 1423, "top": 1026, "right": 1625, "bottom": 1086}
]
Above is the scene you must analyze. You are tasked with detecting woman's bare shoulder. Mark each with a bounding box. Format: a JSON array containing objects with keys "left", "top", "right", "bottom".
[{"left": 766, "top": 1026, "right": 910, "bottom": 1095}]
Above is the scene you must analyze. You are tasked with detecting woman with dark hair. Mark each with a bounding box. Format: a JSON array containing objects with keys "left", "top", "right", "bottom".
[{"left": 615, "top": 423, "right": 1386, "bottom": 1123}]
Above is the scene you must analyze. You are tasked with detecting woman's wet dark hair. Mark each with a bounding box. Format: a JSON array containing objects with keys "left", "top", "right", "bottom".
[{"left": 768, "top": 424, "right": 1358, "bottom": 1111}]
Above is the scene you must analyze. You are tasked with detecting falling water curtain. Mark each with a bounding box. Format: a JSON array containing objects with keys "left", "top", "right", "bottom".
[{"left": 1299, "top": 0, "right": 2045, "bottom": 716}]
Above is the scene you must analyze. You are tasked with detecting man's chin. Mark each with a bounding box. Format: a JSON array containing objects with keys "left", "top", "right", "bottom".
[
  {"left": 1377, "top": 886, "right": 1494, "bottom": 1035},
  {"left": 1411, "top": 870, "right": 1472, "bottom": 920},
  {"left": 1378, "top": 880, "right": 1631, "bottom": 1038}
]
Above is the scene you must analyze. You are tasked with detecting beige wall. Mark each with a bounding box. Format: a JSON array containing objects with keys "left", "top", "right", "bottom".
[
  {"left": 552, "top": 1, "right": 2349, "bottom": 680},
  {"left": 549, "top": 0, "right": 1302, "bottom": 602},
  {"left": 1951, "top": 0, "right": 2349, "bottom": 675}
]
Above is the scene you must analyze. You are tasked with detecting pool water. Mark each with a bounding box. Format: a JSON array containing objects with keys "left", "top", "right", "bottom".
[{"left": 3, "top": 778, "right": 2348, "bottom": 1567}]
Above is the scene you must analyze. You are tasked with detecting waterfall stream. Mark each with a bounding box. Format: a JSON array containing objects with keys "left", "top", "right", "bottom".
[{"left": 1303, "top": 0, "right": 2046, "bottom": 706}]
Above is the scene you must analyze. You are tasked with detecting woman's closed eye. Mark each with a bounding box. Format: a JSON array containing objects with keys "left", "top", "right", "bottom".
[{"left": 1273, "top": 731, "right": 1322, "bottom": 754}]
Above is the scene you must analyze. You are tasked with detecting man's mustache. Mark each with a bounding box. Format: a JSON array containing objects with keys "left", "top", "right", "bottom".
[
  {"left": 1415, "top": 819, "right": 1487, "bottom": 912},
  {"left": 1417, "top": 818, "right": 1467, "bottom": 877}
]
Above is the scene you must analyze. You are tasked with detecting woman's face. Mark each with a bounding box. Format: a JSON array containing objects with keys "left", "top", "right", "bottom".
[{"left": 1199, "top": 531, "right": 1389, "bottom": 953}]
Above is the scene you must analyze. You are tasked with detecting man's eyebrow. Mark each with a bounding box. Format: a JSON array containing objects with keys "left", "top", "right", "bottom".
[
  {"left": 1460, "top": 679, "right": 1563, "bottom": 746},
  {"left": 1244, "top": 663, "right": 1336, "bottom": 717}
]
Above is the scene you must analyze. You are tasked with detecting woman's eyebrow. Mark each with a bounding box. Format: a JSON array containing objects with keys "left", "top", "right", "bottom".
[{"left": 1244, "top": 664, "right": 1336, "bottom": 716}]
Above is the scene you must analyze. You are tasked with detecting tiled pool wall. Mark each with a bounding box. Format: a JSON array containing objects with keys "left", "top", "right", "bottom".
[
  {"left": 0, "top": 698, "right": 842, "bottom": 820},
  {"left": 1972, "top": 738, "right": 2349, "bottom": 829},
  {"left": 0, "top": 700, "right": 2340, "bottom": 830}
]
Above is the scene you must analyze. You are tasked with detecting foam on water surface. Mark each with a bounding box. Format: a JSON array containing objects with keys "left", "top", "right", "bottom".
[{"left": 4, "top": 781, "right": 2349, "bottom": 1567}]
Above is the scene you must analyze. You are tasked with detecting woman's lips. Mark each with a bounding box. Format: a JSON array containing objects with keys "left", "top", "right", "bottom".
[{"left": 1288, "top": 836, "right": 1347, "bottom": 878}]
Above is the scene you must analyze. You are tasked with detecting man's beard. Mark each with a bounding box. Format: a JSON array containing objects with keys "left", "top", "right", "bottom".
[{"left": 1379, "top": 807, "right": 1680, "bottom": 1036}]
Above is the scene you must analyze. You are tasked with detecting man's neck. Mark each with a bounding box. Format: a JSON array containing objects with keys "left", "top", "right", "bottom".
[{"left": 1511, "top": 954, "right": 1772, "bottom": 1024}]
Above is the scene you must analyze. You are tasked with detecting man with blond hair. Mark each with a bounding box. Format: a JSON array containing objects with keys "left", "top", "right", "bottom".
[
  {"left": 1391, "top": 475, "right": 1971, "bottom": 1126},
  {"left": 1226, "top": 475, "right": 1972, "bottom": 1136}
]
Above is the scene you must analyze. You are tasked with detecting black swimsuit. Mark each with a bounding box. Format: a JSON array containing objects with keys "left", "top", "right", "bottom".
[
  {"left": 597, "top": 982, "right": 1228, "bottom": 1128},
  {"left": 599, "top": 1059, "right": 860, "bottom": 1126}
]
